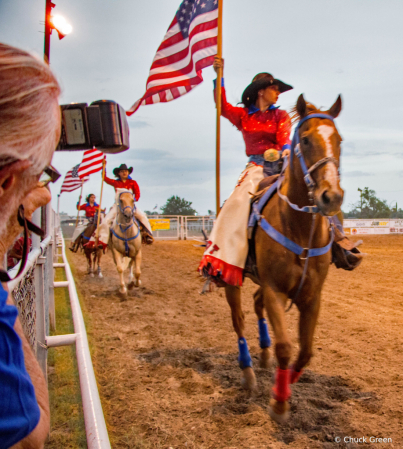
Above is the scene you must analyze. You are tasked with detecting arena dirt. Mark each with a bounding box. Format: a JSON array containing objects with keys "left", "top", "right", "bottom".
[{"left": 68, "top": 236, "right": 403, "bottom": 449}]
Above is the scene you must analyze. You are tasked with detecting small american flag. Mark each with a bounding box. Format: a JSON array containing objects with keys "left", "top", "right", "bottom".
[
  {"left": 78, "top": 149, "right": 105, "bottom": 179},
  {"left": 60, "top": 165, "right": 89, "bottom": 194},
  {"left": 127, "top": 0, "right": 218, "bottom": 116}
]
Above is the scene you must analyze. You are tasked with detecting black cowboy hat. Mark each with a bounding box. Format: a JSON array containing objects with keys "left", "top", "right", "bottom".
[
  {"left": 85, "top": 193, "right": 95, "bottom": 203},
  {"left": 241, "top": 73, "right": 293, "bottom": 108},
  {"left": 113, "top": 163, "right": 133, "bottom": 177}
]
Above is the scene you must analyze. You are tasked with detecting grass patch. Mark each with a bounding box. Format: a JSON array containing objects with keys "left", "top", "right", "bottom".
[{"left": 45, "top": 250, "right": 86, "bottom": 449}]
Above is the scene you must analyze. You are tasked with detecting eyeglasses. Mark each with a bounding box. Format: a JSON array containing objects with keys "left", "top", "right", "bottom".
[{"left": 39, "top": 164, "right": 61, "bottom": 187}]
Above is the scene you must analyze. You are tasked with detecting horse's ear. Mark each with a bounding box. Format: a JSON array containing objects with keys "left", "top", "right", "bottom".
[
  {"left": 296, "top": 94, "right": 307, "bottom": 118},
  {"left": 327, "top": 95, "right": 342, "bottom": 118}
]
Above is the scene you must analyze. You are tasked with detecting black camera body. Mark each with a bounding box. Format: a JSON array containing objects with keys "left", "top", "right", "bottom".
[{"left": 57, "top": 100, "right": 130, "bottom": 153}]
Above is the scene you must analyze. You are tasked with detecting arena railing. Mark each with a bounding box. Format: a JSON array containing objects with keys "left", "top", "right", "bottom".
[
  {"left": 145, "top": 214, "right": 215, "bottom": 240},
  {"left": 8, "top": 203, "right": 112, "bottom": 449}
]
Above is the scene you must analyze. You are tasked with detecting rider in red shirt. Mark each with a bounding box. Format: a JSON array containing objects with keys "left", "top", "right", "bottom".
[
  {"left": 77, "top": 194, "right": 100, "bottom": 219},
  {"left": 69, "top": 194, "right": 100, "bottom": 251},
  {"left": 95, "top": 164, "right": 153, "bottom": 247},
  {"left": 104, "top": 167, "right": 140, "bottom": 201}
]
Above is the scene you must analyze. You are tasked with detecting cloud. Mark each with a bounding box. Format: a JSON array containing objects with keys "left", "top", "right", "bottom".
[
  {"left": 343, "top": 170, "right": 375, "bottom": 177},
  {"left": 129, "top": 120, "right": 151, "bottom": 129}
]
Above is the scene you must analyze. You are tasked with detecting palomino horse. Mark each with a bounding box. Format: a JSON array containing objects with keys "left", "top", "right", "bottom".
[
  {"left": 74, "top": 215, "right": 104, "bottom": 278},
  {"left": 109, "top": 189, "right": 142, "bottom": 296},
  {"left": 225, "top": 94, "right": 344, "bottom": 423}
]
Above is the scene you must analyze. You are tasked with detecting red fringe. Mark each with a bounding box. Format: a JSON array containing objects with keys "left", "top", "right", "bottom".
[
  {"left": 198, "top": 255, "right": 243, "bottom": 287},
  {"left": 83, "top": 241, "right": 95, "bottom": 249},
  {"left": 272, "top": 368, "right": 291, "bottom": 402}
]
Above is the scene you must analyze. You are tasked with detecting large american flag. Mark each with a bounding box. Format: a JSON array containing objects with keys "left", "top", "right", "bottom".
[
  {"left": 60, "top": 165, "right": 89, "bottom": 194},
  {"left": 126, "top": 0, "right": 218, "bottom": 116},
  {"left": 77, "top": 149, "right": 105, "bottom": 179}
]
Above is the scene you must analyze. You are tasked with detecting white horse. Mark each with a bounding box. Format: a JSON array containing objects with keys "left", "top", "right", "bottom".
[{"left": 109, "top": 189, "right": 142, "bottom": 296}]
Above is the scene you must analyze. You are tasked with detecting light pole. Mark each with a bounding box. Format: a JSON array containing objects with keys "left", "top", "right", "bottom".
[{"left": 44, "top": 0, "right": 72, "bottom": 63}]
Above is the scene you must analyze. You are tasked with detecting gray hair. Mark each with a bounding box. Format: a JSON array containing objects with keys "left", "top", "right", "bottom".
[{"left": 0, "top": 43, "right": 61, "bottom": 173}]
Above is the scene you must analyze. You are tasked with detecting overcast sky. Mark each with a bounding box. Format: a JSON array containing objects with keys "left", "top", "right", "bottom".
[{"left": 1, "top": 0, "right": 403, "bottom": 215}]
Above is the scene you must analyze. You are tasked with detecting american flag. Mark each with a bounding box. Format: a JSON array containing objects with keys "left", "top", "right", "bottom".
[
  {"left": 77, "top": 149, "right": 105, "bottom": 179},
  {"left": 60, "top": 165, "right": 89, "bottom": 194},
  {"left": 126, "top": 0, "right": 218, "bottom": 116}
]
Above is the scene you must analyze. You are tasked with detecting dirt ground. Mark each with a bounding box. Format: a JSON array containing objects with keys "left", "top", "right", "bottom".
[{"left": 68, "top": 235, "right": 403, "bottom": 449}]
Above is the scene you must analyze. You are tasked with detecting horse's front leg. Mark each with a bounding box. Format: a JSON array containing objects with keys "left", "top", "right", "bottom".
[
  {"left": 262, "top": 285, "right": 292, "bottom": 423},
  {"left": 112, "top": 248, "right": 127, "bottom": 296},
  {"left": 254, "top": 287, "right": 271, "bottom": 369},
  {"left": 225, "top": 285, "right": 257, "bottom": 391},
  {"left": 291, "top": 294, "right": 321, "bottom": 383},
  {"left": 97, "top": 250, "right": 103, "bottom": 278}
]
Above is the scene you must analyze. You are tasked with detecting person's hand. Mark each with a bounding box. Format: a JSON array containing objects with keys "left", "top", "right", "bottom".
[
  {"left": 282, "top": 149, "right": 290, "bottom": 158},
  {"left": 22, "top": 182, "right": 52, "bottom": 220},
  {"left": 213, "top": 56, "right": 224, "bottom": 74}
]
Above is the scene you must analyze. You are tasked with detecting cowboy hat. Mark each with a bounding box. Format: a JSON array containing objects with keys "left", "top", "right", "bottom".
[
  {"left": 113, "top": 163, "right": 133, "bottom": 177},
  {"left": 241, "top": 73, "right": 293, "bottom": 108}
]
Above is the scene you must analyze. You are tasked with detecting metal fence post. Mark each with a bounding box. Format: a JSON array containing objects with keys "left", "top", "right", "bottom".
[
  {"left": 32, "top": 209, "right": 47, "bottom": 376},
  {"left": 47, "top": 203, "right": 56, "bottom": 331}
]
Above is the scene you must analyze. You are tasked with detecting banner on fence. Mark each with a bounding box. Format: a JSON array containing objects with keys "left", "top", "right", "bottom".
[
  {"left": 149, "top": 219, "right": 170, "bottom": 231},
  {"left": 343, "top": 219, "right": 403, "bottom": 234}
]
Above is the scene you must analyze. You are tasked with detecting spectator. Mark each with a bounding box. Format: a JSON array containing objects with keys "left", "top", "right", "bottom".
[{"left": 0, "top": 43, "right": 61, "bottom": 448}]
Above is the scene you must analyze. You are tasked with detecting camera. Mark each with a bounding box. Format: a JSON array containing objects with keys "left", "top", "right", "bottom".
[{"left": 57, "top": 100, "right": 130, "bottom": 153}]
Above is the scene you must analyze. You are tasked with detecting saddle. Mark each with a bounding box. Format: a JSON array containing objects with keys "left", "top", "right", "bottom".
[{"left": 245, "top": 175, "right": 364, "bottom": 276}]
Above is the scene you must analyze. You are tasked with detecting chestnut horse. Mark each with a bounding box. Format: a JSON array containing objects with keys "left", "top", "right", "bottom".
[
  {"left": 75, "top": 215, "right": 104, "bottom": 278},
  {"left": 109, "top": 189, "right": 142, "bottom": 296},
  {"left": 225, "top": 94, "right": 344, "bottom": 423}
]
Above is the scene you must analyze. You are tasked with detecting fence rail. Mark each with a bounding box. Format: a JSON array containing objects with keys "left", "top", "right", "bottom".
[{"left": 9, "top": 207, "right": 111, "bottom": 449}]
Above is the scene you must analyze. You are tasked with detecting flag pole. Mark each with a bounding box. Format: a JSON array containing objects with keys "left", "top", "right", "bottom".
[
  {"left": 95, "top": 158, "right": 106, "bottom": 244},
  {"left": 74, "top": 181, "right": 84, "bottom": 228},
  {"left": 215, "top": 0, "right": 223, "bottom": 216}
]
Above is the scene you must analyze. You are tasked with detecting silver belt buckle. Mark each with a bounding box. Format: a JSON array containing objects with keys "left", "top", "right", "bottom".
[{"left": 263, "top": 149, "right": 280, "bottom": 162}]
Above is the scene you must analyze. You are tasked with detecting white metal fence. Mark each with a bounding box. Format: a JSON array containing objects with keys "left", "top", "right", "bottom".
[
  {"left": 146, "top": 215, "right": 215, "bottom": 240},
  {"left": 8, "top": 203, "right": 111, "bottom": 449}
]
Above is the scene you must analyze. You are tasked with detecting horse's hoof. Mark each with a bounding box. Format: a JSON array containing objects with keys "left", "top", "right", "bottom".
[
  {"left": 127, "top": 281, "right": 135, "bottom": 290},
  {"left": 269, "top": 399, "right": 290, "bottom": 424},
  {"left": 135, "top": 279, "right": 141, "bottom": 287},
  {"left": 241, "top": 367, "right": 257, "bottom": 391},
  {"left": 259, "top": 347, "right": 271, "bottom": 369},
  {"left": 90, "top": 272, "right": 94, "bottom": 278},
  {"left": 98, "top": 273, "right": 103, "bottom": 278},
  {"left": 118, "top": 290, "right": 127, "bottom": 300}
]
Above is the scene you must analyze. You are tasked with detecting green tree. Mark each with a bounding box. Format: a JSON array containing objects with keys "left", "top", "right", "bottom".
[
  {"left": 144, "top": 210, "right": 159, "bottom": 216},
  {"left": 160, "top": 196, "right": 197, "bottom": 215},
  {"left": 344, "top": 187, "right": 402, "bottom": 218}
]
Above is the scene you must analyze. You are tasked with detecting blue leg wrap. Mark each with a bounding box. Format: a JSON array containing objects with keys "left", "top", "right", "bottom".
[
  {"left": 258, "top": 318, "right": 271, "bottom": 348},
  {"left": 238, "top": 337, "right": 253, "bottom": 369}
]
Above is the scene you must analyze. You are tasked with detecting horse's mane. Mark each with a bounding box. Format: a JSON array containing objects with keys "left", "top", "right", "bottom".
[{"left": 289, "top": 102, "right": 324, "bottom": 126}]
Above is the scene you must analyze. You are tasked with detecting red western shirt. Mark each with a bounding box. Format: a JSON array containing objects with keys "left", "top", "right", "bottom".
[
  {"left": 215, "top": 85, "right": 291, "bottom": 156},
  {"left": 77, "top": 202, "right": 100, "bottom": 218},
  {"left": 104, "top": 176, "right": 140, "bottom": 201}
]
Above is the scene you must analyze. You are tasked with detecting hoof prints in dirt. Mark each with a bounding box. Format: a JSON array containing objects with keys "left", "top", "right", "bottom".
[{"left": 139, "top": 348, "right": 380, "bottom": 447}]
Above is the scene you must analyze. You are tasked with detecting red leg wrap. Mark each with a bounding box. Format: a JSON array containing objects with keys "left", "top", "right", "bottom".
[
  {"left": 290, "top": 367, "right": 303, "bottom": 384},
  {"left": 272, "top": 367, "right": 291, "bottom": 402}
]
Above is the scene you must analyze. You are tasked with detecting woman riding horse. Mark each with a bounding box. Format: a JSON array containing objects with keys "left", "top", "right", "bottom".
[
  {"left": 94, "top": 163, "right": 153, "bottom": 249},
  {"left": 69, "top": 193, "right": 100, "bottom": 252},
  {"left": 199, "top": 57, "right": 293, "bottom": 285},
  {"left": 199, "top": 57, "right": 362, "bottom": 285}
]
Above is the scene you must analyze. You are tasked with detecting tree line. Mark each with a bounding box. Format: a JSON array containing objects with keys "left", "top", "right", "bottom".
[{"left": 344, "top": 187, "right": 403, "bottom": 219}]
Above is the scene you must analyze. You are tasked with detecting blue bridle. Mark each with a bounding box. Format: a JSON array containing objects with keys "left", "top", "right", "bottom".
[
  {"left": 278, "top": 113, "right": 340, "bottom": 214},
  {"left": 111, "top": 191, "right": 140, "bottom": 256}
]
